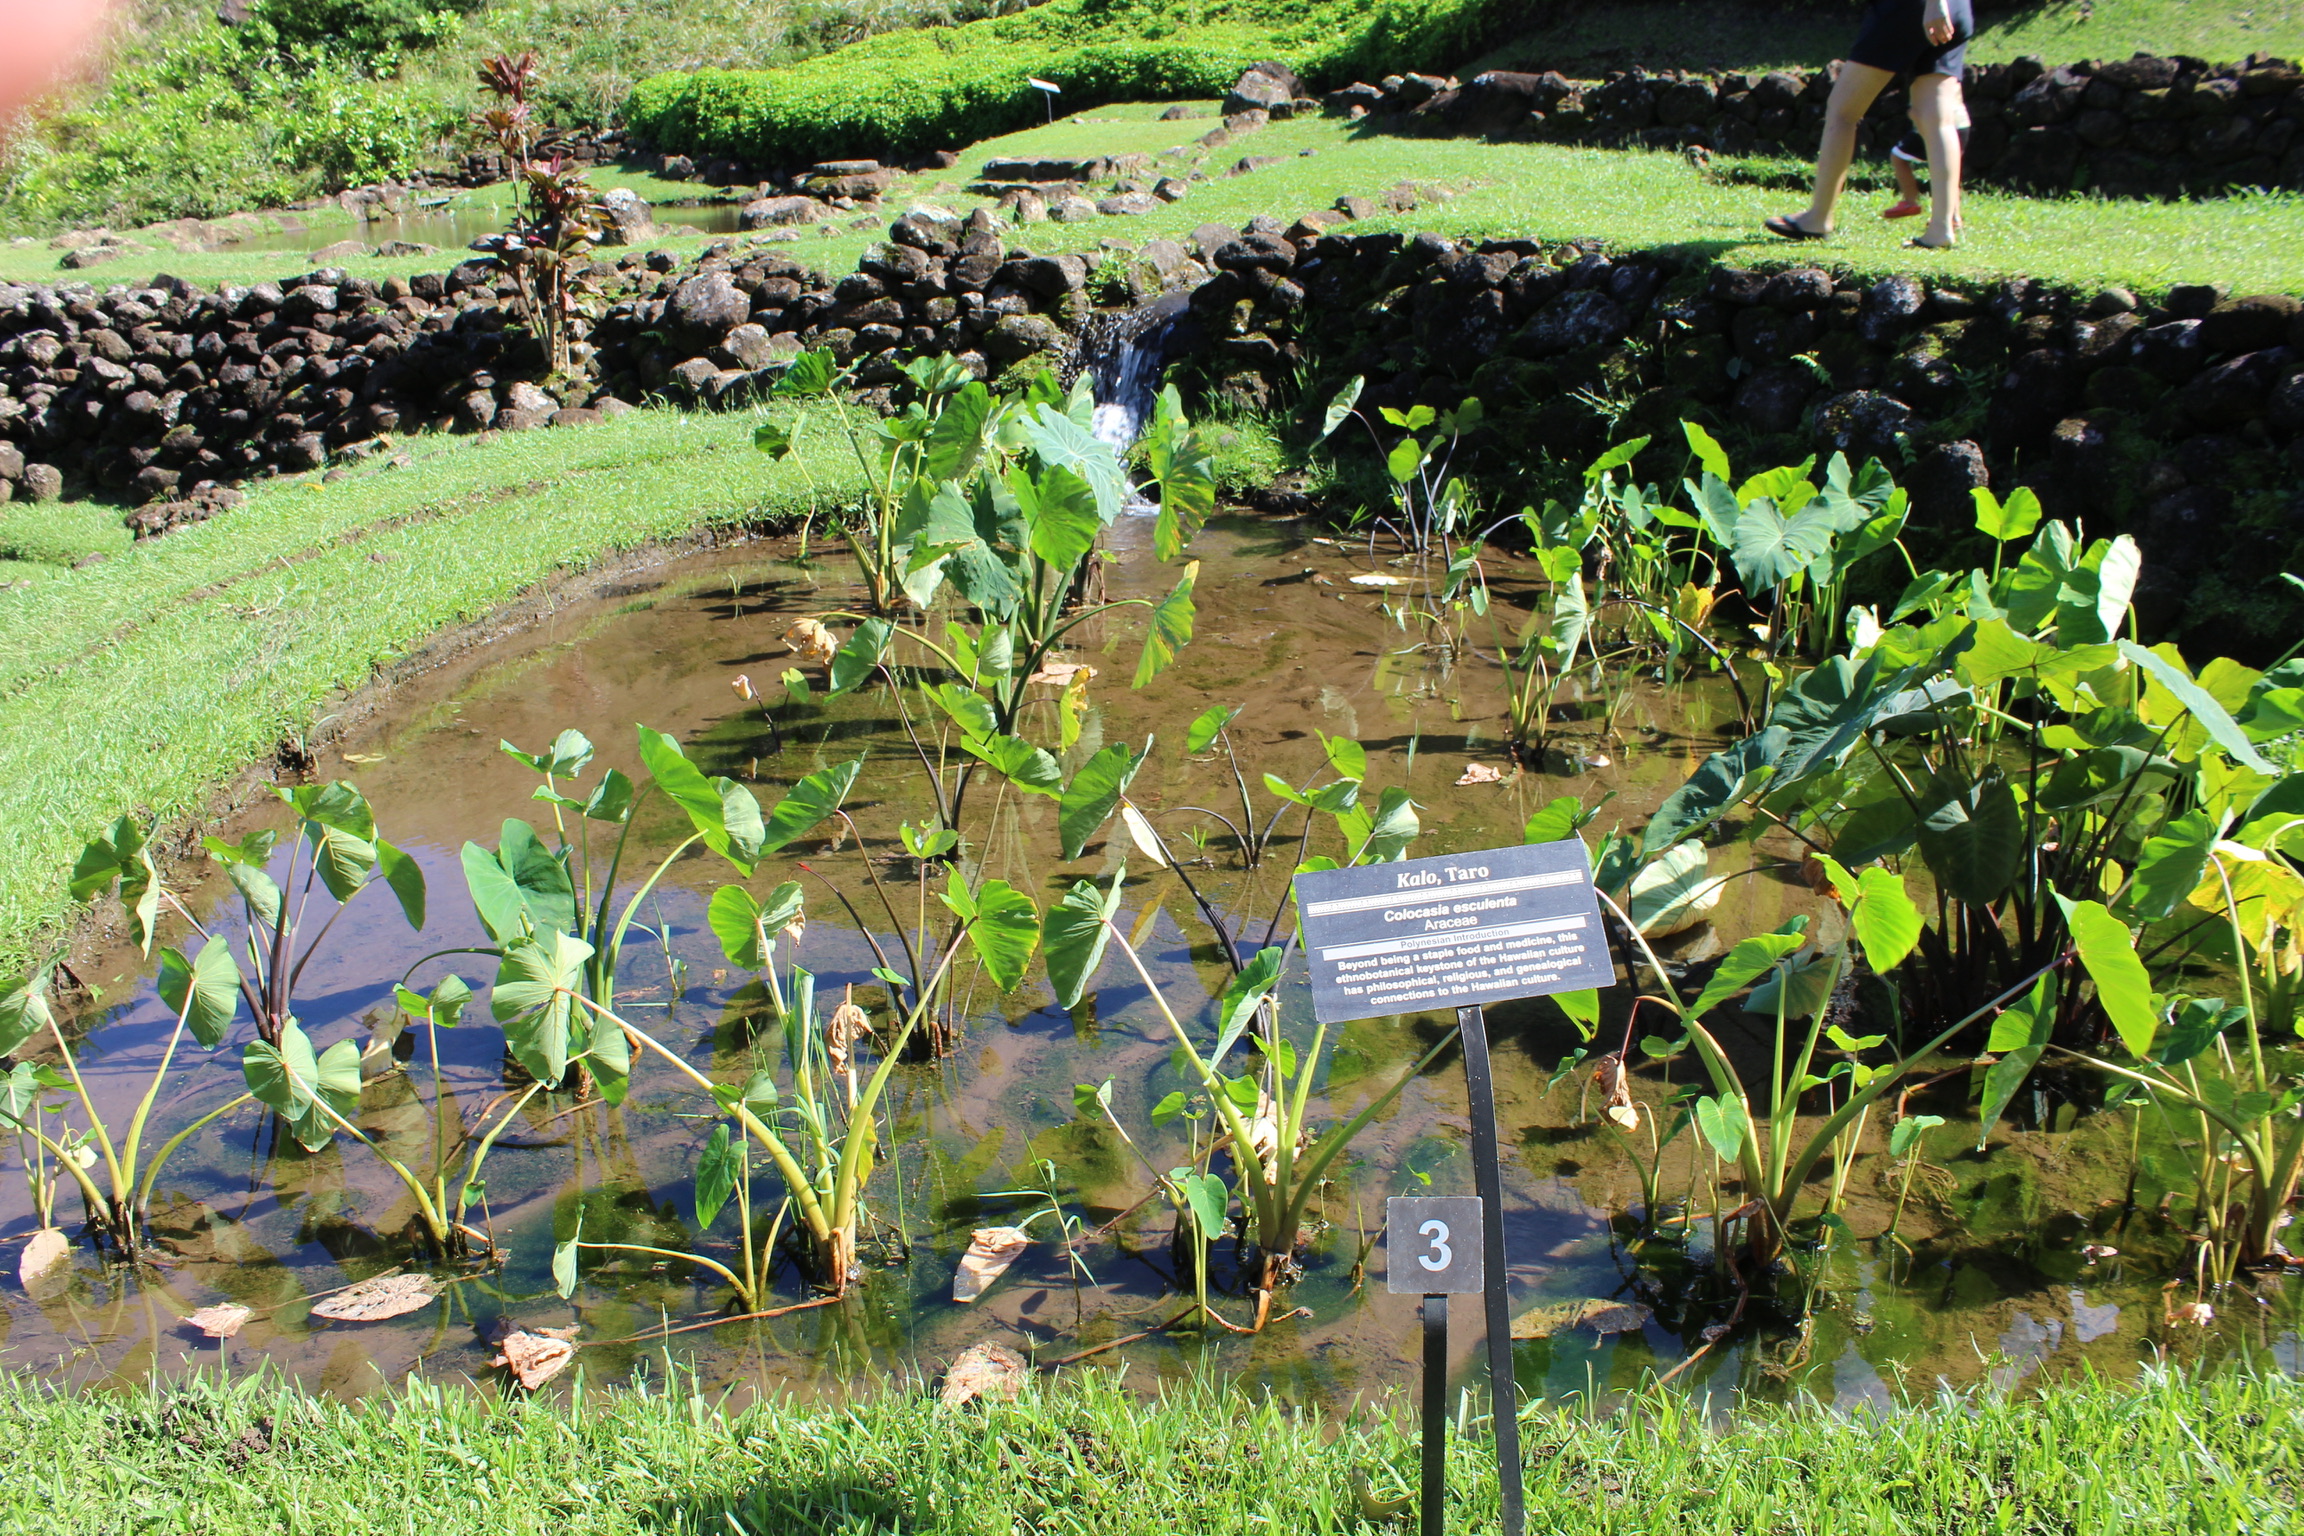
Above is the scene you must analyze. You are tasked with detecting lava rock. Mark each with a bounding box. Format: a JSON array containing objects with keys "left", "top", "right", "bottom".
[
  {"left": 2202, "top": 294, "right": 2301, "bottom": 355},
  {"left": 1518, "top": 289, "right": 1629, "bottom": 356},
  {"left": 21, "top": 463, "right": 64, "bottom": 502},
  {"left": 1815, "top": 389, "right": 1919, "bottom": 464},
  {"left": 670, "top": 271, "right": 751, "bottom": 335}
]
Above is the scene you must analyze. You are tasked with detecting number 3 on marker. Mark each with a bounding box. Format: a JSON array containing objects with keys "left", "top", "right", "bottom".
[{"left": 1417, "top": 1218, "right": 1451, "bottom": 1272}]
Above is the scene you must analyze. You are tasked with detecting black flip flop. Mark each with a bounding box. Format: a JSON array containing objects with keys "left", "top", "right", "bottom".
[
  {"left": 1764, "top": 215, "right": 1826, "bottom": 241},
  {"left": 1902, "top": 236, "right": 1955, "bottom": 250}
]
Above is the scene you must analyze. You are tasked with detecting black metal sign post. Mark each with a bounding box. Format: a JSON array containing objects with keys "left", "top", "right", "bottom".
[
  {"left": 1301, "top": 838, "right": 1615, "bottom": 1536},
  {"left": 1388, "top": 1193, "right": 1482, "bottom": 1536}
]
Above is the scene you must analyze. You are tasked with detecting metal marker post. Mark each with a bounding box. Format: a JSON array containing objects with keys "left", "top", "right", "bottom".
[
  {"left": 1458, "top": 1003, "right": 1525, "bottom": 1536},
  {"left": 1421, "top": 1294, "right": 1447, "bottom": 1536}
]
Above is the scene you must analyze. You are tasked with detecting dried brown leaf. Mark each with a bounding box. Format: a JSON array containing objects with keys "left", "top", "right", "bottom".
[
  {"left": 1591, "top": 1054, "right": 1640, "bottom": 1131},
  {"left": 491, "top": 1329, "right": 578, "bottom": 1389},
  {"left": 939, "top": 1340, "right": 1027, "bottom": 1406},
  {"left": 952, "top": 1226, "right": 1032, "bottom": 1303},
  {"left": 1455, "top": 762, "right": 1504, "bottom": 786},
  {"left": 782, "top": 618, "right": 841, "bottom": 668},
  {"left": 308, "top": 1272, "right": 438, "bottom": 1322},
  {"left": 1026, "top": 660, "right": 1095, "bottom": 687},
  {"left": 187, "top": 1304, "right": 252, "bottom": 1339},
  {"left": 18, "top": 1228, "right": 69, "bottom": 1292}
]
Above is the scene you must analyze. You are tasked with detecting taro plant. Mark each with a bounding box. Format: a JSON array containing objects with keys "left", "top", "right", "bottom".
[{"left": 1313, "top": 376, "right": 1482, "bottom": 556}]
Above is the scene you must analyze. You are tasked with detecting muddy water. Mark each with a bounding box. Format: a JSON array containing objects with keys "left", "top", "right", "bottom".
[{"left": 7, "top": 518, "right": 2297, "bottom": 1411}]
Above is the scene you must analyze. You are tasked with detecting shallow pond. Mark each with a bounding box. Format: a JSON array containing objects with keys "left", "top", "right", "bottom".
[{"left": 8, "top": 515, "right": 2298, "bottom": 1413}]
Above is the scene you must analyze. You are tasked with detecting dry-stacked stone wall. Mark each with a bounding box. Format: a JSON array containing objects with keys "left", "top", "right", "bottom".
[
  {"left": 3, "top": 205, "right": 2299, "bottom": 651},
  {"left": 1344, "top": 51, "right": 2304, "bottom": 198}
]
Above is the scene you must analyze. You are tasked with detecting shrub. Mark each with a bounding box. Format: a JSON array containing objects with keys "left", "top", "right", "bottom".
[{"left": 623, "top": 0, "right": 1525, "bottom": 166}]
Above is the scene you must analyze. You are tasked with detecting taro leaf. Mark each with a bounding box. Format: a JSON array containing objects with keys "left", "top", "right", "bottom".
[
  {"left": 1693, "top": 1094, "right": 1746, "bottom": 1161},
  {"left": 952, "top": 1226, "right": 1032, "bottom": 1304},
  {"left": 2119, "top": 808, "right": 2219, "bottom": 924},
  {"left": 374, "top": 838, "right": 426, "bottom": 930},
  {"left": 1021, "top": 404, "right": 1126, "bottom": 524},
  {"left": 1356, "top": 786, "right": 1420, "bottom": 864},
  {"left": 928, "top": 682, "right": 1000, "bottom": 746},
  {"left": 1043, "top": 871, "right": 1124, "bottom": 1009},
  {"left": 2059, "top": 896, "right": 2158, "bottom": 1060},
  {"left": 242, "top": 1019, "right": 360, "bottom": 1152},
  {"left": 1119, "top": 804, "right": 1169, "bottom": 867},
  {"left": 2120, "top": 640, "right": 2276, "bottom": 774},
  {"left": 1888, "top": 1114, "right": 1944, "bottom": 1159},
  {"left": 0, "top": 970, "right": 56, "bottom": 1060},
  {"left": 759, "top": 756, "right": 864, "bottom": 855},
  {"left": 963, "top": 733, "right": 1064, "bottom": 797},
  {"left": 637, "top": 725, "right": 767, "bottom": 871},
  {"left": 1073, "top": 1079, "right": 1114, "bottom": 1119},
  {"left": 1524, "top": 795, "right": 1599, "bottom": 852},
  {"left": 827, "top": 617, "right": 894, "bottom": 697},
  {"left": 1743, "top": 954, "right": 1837, "bottom": 1019},
  {"left": 1180, "top": 1171, "right": 1230, "bottom": 1239},
  {"left": 1915, "top": 768, "right": 2022, "bottom": 906},
  {"left": 1551, "top": 988, "right": 1601, "bottom": 1038},
  {"left": 2159, "top": 998, "right": 2245, "bottom": 1067},
  {"left": 1628, "top": 842, "right": 1721, "bottom": 936},
  {"left": 1977, "top": 971, "right": 2056, "bottom": 1147},
  {"left": 694, "top": 1123, "right": 739, "bottom": 1229},
  {"left": 1145, "top": 401, "right": 1216, "bottom": 562},
  {"left": 503, "top": 729, "right": 594, "bottom": 779},
  {"left": 583, "top": 768, "right": 636, "bottom": 824},
  {"left": 1870, "top": 675, "right": 1970, "bottom": 736},
  {"left": 1386, "top": 435, "right": 1427, "bottom": 484},
  {"left": 1322, "top": 733, "right": 1369, "bottom": 784},
  {"left": 1687, "top": 930, "right": 1806, "bottom": 1019},
  {"left": 1150, "top": 1090, "right": 1191, "bottom": 1127},
  {"left": 1549, "top": 571, "right": 1590, "bottom": 664},
  {"left": 963, "top": 879, "right": 1040, "bottom": 993},
  {"left": 708, "top": 885, "right": 770, "bottom": 969},
  {"left": 1683, "top": 420, "right": 1732, "bottom": 484},
  {"left": 1317, "top": 375, "right": 1365, "bottom": 442},
  {"left": 1134, "top": 561, "right": 1199, "bottom": 688},
  {"left": 1186, "top": 704, "right": 1240, "bottom": 754},
  {"left": 298, "top": 812, "right": 378, "bottom": 905},
  {"left": 309, "top": 1272, "right": 439, "bottom": 1322},
  {"left": 70, "top": 814, "right": 150, "bottom": 903},
  {"left": 1059, "top": 742, "right": 1145, "bottom": 860},
  {"left": 1972, "top": 485, "right": 2043, "bottom": 543},
  {"left": 1730, "top": 495, "right": 1839, "bottom": 590},
  {"left": 1640, "top": 726, "right": 1786, "bottom": 859},
  {"left": 1768, "top": 653, "right": 1939, "bottom": 789},
  {"left": 1212, "top": 946, "right": 1286, "bottom": 1067},
  {"left": 1847, "top": 866, "right": 1923, "bottom": 974},
  {"left": 463, "top": 819, "right": 575, "bottom": 943},
  {"left": 493, "top": 1331, "right": 578, "bottom": 1391},
  {"left": 925, "top": 380, "right": 994, "bottom": 482},
  {"left": 773, "top": 347, "right": 838, "bottom": 398},
  {"left": 752, "top": 421, "right": 794, "bottom": 460},
  {"left": 552, "top": 1215, "right": 581, "bottom": 1298},
  {"left": 491, "top": 931, "right": 595, "bottom": 1086},
  {"left": 157, "top": 937, "right": 240, "bottom": 1049}
]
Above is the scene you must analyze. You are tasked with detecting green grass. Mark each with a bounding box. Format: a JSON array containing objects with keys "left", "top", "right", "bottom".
[
  {"left": 1467, "top": 0, "right": 2304, "bottom": 78},
  {"left": 0, "top": 405, "right": 862, "bottom": 972},
  {"left": 0, "top": 501, "right": 134, "bottom": 569},
  {"left": 3, "top": 1362, "right": 2297, "bottom": 1534}
]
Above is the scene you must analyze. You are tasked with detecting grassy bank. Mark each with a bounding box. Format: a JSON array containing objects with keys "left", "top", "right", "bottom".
[
  {"left": 10, "top": 103, "right": 2304, "bottom": 296},
  {"left": 0, "top": 404, "right": 862, "bottom": 973},
  {"left": 1, "top": 1362, "right": 2297, "bottom": 1533}
]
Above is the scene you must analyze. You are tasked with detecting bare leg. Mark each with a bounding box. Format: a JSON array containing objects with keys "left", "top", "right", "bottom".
[
  {"left": 1911, "top": 72, "right": 1963, "bottom": 245},
  {"left": 1894, "top": 157, "right": 1922, "bottom": 201},
  {"left": 1788, "top": 62, "right": 1895, "bottom": 234}
]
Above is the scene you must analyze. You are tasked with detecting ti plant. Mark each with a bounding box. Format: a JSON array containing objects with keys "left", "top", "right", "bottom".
[{"left": 472, "top": 51, "right": 605, "bottom": 377}]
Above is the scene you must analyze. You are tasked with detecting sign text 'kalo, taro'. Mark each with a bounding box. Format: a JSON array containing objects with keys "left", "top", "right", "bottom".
[{"left": 1293, "top": 839, "right": 1613, "bottom": 1024}]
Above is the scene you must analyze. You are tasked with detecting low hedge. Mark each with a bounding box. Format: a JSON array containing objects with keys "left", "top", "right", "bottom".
[{"left": 622, "top": 0, "right": 1522, "bottom": 167}]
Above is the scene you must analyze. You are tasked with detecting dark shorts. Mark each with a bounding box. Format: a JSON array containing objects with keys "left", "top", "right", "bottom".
[{"left": 1849, "top": 0, "right": 1973, "bottom": 79}]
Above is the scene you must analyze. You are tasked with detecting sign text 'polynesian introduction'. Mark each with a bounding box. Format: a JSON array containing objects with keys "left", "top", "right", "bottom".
[{"left": 1293, "top": 839, "right": 1613, "bottom": 1024}]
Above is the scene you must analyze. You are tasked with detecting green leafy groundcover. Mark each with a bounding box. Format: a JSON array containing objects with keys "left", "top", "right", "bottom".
[{"left": 623, "top": 0, "right": 1519, "bottom": 167}]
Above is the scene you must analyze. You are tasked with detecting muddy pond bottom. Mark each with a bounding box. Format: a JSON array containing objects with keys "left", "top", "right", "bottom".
[{"left": 8, "top": 522, "right": 2298, "bottom": 1412}]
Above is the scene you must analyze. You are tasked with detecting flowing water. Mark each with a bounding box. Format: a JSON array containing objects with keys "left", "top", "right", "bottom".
[{"left": 7, "top": 523, "right": 2300, "bottom": 1412}]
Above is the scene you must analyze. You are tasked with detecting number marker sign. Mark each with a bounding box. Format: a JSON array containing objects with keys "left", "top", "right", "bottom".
[
  {"left": 1292, "top": 838, "right": 1611, "bottom": 1024},
  {"left": 1299, "top": 839, "right": 1615, "bottom": 1536},
  {"left": 1386, "top": 1195, "right": 1483, "bottom": 1294}
]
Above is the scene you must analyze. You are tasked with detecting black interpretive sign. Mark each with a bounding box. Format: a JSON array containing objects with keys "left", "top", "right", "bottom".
[
  {"left": 1293, "top": 839, "right": 1613, "bottom": 1024},
  {"left": 1385, "top": 1195, "right": 1485, "bottom": 1294}
]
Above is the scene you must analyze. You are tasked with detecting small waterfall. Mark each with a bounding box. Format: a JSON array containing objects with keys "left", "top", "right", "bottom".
[{"left": 1076, "top": 293, "right": 1192, "bottom": 511}]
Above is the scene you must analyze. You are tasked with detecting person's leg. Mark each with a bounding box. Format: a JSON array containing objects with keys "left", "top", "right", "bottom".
[
  {"left": 1910, "top": 71, "right": 1963, "bottom": 245},
  {"left": 1894, "top": 154, "right": 1922, "bottom": 201},
  {"left": 1787, "top": 62, "right": 1895, "bottom": 234}
]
